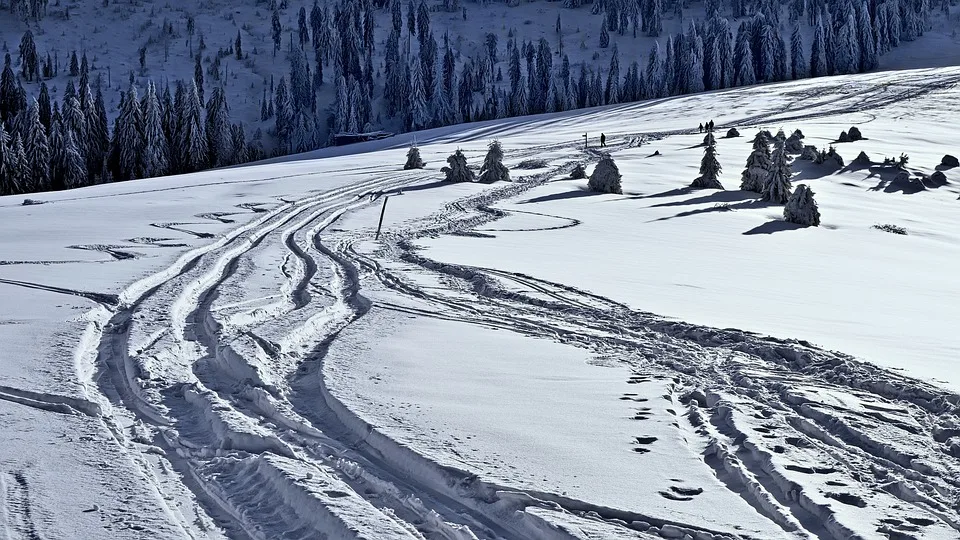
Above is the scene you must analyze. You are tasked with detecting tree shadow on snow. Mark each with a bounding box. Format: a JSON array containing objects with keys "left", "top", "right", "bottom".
[
  {"left": 520, "top": 188, "right": 599, "bottom": 204},
  {"left": 621, "top": 187, "right": 694, "bottom": 200},
  {"left": 864, "top": 166, "right": 944, "bottom": 195},
  {"left": 743, "top": 220, "right": 806, "bottom": 235},
  {"left": 647, "top": 190, "right": 758, "bottom": 208},
  {"left": 386, "top": 180, "right": 449, "bottom": 195},
  {"left": 651, "top": 198, "right": 776, "bottom": 222}
]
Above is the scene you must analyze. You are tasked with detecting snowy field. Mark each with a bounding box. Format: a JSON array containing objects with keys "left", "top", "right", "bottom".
[{"left": 1, "top": 67, "right": 960, "bottom": 539}]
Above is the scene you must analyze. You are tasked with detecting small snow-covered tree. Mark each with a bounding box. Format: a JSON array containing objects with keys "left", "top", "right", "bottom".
[
  {"left": 441, "top": 149, "right": 475, "bottom": 182},
  {"left": 785, "top": 129, "right": 804, "bottom": 153},
  {"left": 762, "top": 140, "right": 793, "bottom": 204},
  {"left": 570, "top": 162, "right": 586, "bottom": 179},
  {"left": 403, "top": 144, "right": 424, "bottom": 169},
  {"left": 703, "top": 132, "right": 716, "bottom": 146},
  {"left": 692, "top": 140, "right": 724, "bottom": 189},
  {"left": 783, "top": 184, "right": 820, "bottom": 226},
  {"left": 588, "top": 155, "right": 622, "bottom": 194},
  {"left": 741, "top": 131, "right": 771, "bottom": 192},
  {"left": 478, "top": 139, "right": 509, "bottom": 183}
]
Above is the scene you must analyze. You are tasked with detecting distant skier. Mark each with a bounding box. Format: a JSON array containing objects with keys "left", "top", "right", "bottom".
[
  {"left": 698, "top": 123, "right": 703, "bottom": 133},
  {"left": 600, "top": 133, "right": 606, "bottom": 147}
]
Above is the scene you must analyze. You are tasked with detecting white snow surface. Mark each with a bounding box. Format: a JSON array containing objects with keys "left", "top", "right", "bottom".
[{"left": 1, "top": 68, "right": 960, "bottom": 539}]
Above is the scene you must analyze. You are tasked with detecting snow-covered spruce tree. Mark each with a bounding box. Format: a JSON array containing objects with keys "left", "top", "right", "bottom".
[
  {"left": 205, "top": 86, "right": 232, "bottom": 167},
  {"left": 478, "top": 139, "right": 509, "bottom": 184},
  {"left": 570, "top": 162, "right": 586, "bottom": 179},
  {"left": 142, "top": 82, "right": 170, "bottom": 178},
  {"left": 785, "top": 129, "right": 804, "bottom": 153},
  {"left": 692, "top": 140, "right": 724, "bottom": 189},
  {"left": 113, "top": 84, "right": 143, "bottom": 181},
  {"left": 762, "top": 140, "right": 793, "bottom": 204},
  {"left": 23, "top": 98, "right": 49, "bottom": 191},
  {"left": 790, "top": 25, "right": 806, "bottom": 80},
  {"left": 703, "top": 132, "right": 716, "bottom": 146},
  {"left": 403, "top": 144, "right": 424, "bottom": 169},
  {"left": 588, "top": 155, "right": 622, "bottom": 194},
  {"left": 783, "top": 184, "right": 820, "bottom": 226},
  {"left": 180, "top": 81, "right": 208, "bottom": 174},
  {"left": 740, "top": 131, "right": 771, "bottom": 192},
  {"left": 441, "top": 149, "right": 475, "bottom": 182},
  {"left": 62, "top": 130, "right": 87, "bottom": 189}
]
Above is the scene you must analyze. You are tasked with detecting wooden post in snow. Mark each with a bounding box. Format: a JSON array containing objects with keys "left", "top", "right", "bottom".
[
  {"left": 375, "top": 196, "right": 390, "bottom": 240},
  {"left": 583, "top": 133, "right": 588, "bottom": 149}
]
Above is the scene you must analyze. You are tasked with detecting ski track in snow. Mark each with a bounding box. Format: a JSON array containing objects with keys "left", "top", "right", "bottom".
[{"left": 37, "top": 70, "right": 960, "bottom": 539}]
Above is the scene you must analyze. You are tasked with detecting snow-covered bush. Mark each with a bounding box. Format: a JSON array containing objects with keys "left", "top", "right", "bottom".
[
  {"left": 785, "top": 129, "right": 804, "bottom": 153},
  {"left": 775, "top": 129, "right": 786, "bottom": 143},
  {"left": 800, "top": 145, "right": 819, "bottom": 161},
  {"left": 848, "top": 126, "right": 863, "bottom": 141},
  {"left": 570, "top": 163, "right": 587, "bottom": 179},
  {"left": 477, "top": 140, "right": 510, "bottom": 183},
  {"left": 941, "top": 154, "right": 959, "bottom": 168},
  {"left": 815, "top": 146, "right": 844, "bottom": 168},
  {"left": 853, "top": 151, "right": 871, "bottom": 166},
  {"left": 931, "top": 171, "right": 948, "bottom": 184},
  {"left": 873, "top": 224, "right": 907, "bottom": 235},
  {"left": 588, "top": 155, "right": 622, "bottom": 194},
  {"left": 692, "top": 141, "right": 724, "bottom": 189},
  {"left": 783, "top": 184, "right": 820, "bottom": 226},
  {"left": 740, "top": 131, "right": 771, "bottom": 192},
  {"left": 838, "top": 130, "right": 851, "bottom": 143},
  {"left": 517, "top": 158, "right": 549, "bottom": 169},
  {"left": 441, "top": 149, "right": 476, "bottom": 183},
  {"left": 762, "top": 141, "right": 793, "bottom": 203},
  {"left": 403, "top": 145, "right": 425, "bottom": 169},
  {"left": 726, "top": 127, "right": 740, "bottom": 138}
]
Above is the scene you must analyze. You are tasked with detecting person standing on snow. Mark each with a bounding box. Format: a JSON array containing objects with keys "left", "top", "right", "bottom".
[
  {"left": 600, "top": 133, "right": 606, "bottom": 147},
  {"left": 699, "top": 123, "right": 703, "bottom": 133}
]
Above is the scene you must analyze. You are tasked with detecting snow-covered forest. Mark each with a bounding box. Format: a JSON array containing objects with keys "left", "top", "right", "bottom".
[{"left": 0, "top": 0, "right": 948, "bottom": 195}]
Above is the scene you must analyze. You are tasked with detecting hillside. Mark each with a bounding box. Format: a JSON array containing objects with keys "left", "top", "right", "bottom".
[
  {"left": 1, "top": 66, "right": 959, "bottom": 539},
  {"left": 0, "top": 0, "right": 958, "bottom": 196}
]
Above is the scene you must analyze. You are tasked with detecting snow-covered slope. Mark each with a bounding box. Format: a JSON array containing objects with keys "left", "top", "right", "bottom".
[{"left": 1, "top": 67, "right": 959, "bottom": 539}]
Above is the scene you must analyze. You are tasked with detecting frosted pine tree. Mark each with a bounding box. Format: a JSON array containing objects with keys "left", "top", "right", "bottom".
[
  {"left": 857, "top": 3, "right": 878, "bottom": 71},
  {"left": 783, "top": 184, "right": 821, "bottom": 226},
  {"left": 0, "top": 123, "right": 14, "bottom": 195},
  {"left": 588, "top": 155, "right": 622, "bottom": 194},
  {"left": 478, "top": 139, "right": 509, "bottom": 183},
  {"left": 834, "top": 15, "right": 859, "bottom": 75},
  {"left": 23, "top": 99, "right": 50, "bottom": 191},
  {"left": 441, "top": 149, "right": 475, "bottom": 182},
  {"left": 113, "top": 85, "right": 143, "bottom": 181},
  {"left": 403, "top": 144, "right": 424, "bottom": 169},
  {"left": 63, "top": 130, "right": 86, "bottom": 189},
  {"left": 692, "top": 139, "right": 724, "bottom": 189},
  {"left": 734, "top": 32, "right": 756, "bottom": 86},
  {"left": 762, "top": 140, "right": 793, "bottom": 204},
  {"left": 645, "top": 42, "right": 663, "bottom": 98},
  {"left": 205, "top": 86, "right": 232, "bottom": 167},
  {"left": 9, "top": 136, "right": 27, "bottom": 194},
  {"left": 142, "top": 82, "right": 170, "bottom": 178},
  {"left": 758, "top": 24, "right": 776, "bottom": 82},
  {"left": 410, "top": 59, "right": 429, "bottom": 130},
  {"left": 740, "top": 131, "right": 771, "bottom": 192},
  {"left": 180, "top": 81, "right": 208, "bottom": 174},
  {"left": 46, "top": 118, "right": 66, "bottom": 190},
  {"left": 790, "top": 25, "right": 806, "bottom": 79},
  {"left": 810, "top": 16, "right": 827, "bottom": 77}
]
